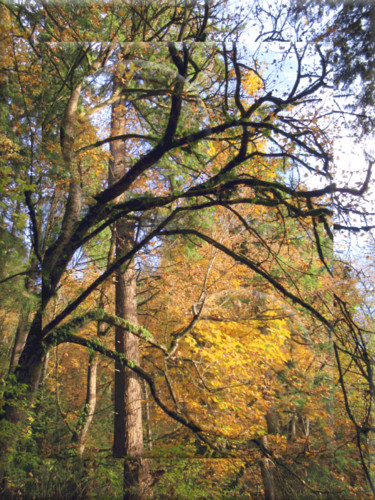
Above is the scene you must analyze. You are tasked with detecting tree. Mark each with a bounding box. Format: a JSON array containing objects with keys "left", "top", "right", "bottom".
[{"left": 0, "top": 0, "right": 374, "bottom": 497}]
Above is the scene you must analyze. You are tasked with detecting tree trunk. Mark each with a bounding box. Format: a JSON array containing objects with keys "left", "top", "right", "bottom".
[
  {"left": 9, "top": 256, "right": 40, "bottom": 374},
  {"left": 143, "top": 380, "right": 153, "bottom": 451},
  {"left": 8, "top": 312, "right": 29, "bottom": 374},
  {"left": 113, "top": 219, "right": 143, "bottom": 459},
  {"left": 74, "top": 352, "right": 98, "bottom": 458},
  {"left": 0, "top": 310, "right": 44, "bottom": 482},
  {"left": 39, "top": 350, "right": 51, "bottom": 388},
  {"left": 73, "top": 231, "right": 115, "bottom": 456},
  {"left": 10, "top": 311, "right": 44, "bottom": 400},
  {"left": 109, "top": 81, "right": 152, "bottom": 498},
  {"left": 260, "top": 411, "right": 283, "bottom": 500},
  {"left": 0, "top": 84, "right": 82, "bottom": 474}
]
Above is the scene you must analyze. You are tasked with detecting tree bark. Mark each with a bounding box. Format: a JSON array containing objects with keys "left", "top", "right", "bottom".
[{"left": 72, "top": 230, "right": 115, "bottom": 455}]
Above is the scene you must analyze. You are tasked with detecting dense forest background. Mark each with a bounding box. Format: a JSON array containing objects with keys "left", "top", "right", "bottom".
[{"left": 0, "top": 1, "right": 374, "bottom": 498}]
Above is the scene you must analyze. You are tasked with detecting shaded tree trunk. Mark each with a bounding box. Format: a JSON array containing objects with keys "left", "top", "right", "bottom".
[
  {"left": 260, "top": 435, "right": 278, "bottom": 500},
  {"left": 39, "top": 350, "right": 51, "bottom": 388},
  {"left": 8, "top": 312, "right": 30, "bottom": 374},
  {"left": 10, "top": 311, "right": 44, "bottom": 400},
  {"left": 0, "top": 310, "right": 44, "bottom": 482}
]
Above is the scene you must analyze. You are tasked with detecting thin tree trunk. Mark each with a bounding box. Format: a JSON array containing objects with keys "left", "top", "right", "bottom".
[
  {"left": 143, "top": 380, "right": 153, "bottom": 451},
  {"left": 73, "top": 231, "right": 115, "bottom": 456},
  {"left": 75, "top": 352, "right": 98, "bottom": 458}
]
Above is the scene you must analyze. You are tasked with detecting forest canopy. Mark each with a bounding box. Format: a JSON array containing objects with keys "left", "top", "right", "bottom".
[{"left": 0, "top": 1, "right": 374, "bottom": 498}]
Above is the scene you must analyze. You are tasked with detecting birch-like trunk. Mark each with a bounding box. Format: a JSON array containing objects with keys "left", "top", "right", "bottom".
[{"left": 76, "top": 352, "right": 98, "bottom": 458}]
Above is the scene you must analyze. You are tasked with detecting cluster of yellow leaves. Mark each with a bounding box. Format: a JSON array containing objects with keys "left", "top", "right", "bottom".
[
  {"left": 241, "top": 68, "right": 264, "bottom": 97},
  {"left": 177, "top": 314, "right": 292, "bottom": 439}
]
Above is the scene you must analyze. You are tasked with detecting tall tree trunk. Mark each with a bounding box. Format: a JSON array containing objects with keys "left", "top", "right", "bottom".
[
  {"left": 109, "top": 82, "right": 152, "bottom": 498},
  {"left": 113, "top": 219, "right": 142, "bottom": 460},
  {"left": 1, "top": 82, "right": 82, "bottom": 484}
]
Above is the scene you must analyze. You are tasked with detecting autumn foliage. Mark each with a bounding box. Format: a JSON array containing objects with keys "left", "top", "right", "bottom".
[{"left": 0, "top": 1, "right": 374, "bottom": 499}]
